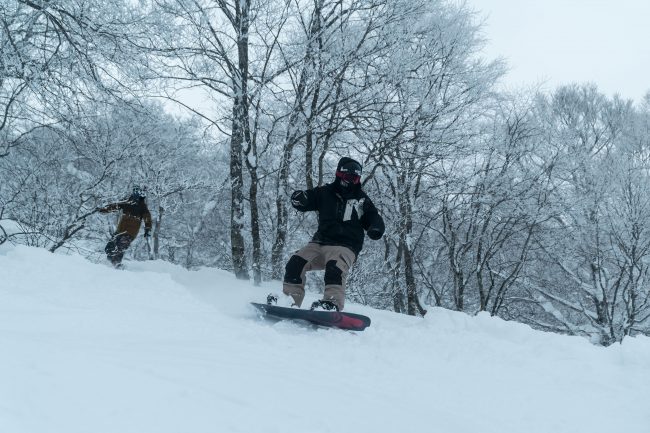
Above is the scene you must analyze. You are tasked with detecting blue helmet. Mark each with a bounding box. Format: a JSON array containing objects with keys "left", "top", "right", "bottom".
[{"left": 132, "top": 185, "right": 147, "bottom": 199}]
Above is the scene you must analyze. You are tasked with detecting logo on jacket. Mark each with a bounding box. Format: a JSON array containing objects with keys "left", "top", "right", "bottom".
[{"left": 343, "top": 198, "right": 365, "bottom": 221}]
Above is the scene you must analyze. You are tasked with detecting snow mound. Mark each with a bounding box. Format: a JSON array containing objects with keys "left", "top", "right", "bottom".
[{"left": 1, "top": 244, "right": 648, "bottom": 433}]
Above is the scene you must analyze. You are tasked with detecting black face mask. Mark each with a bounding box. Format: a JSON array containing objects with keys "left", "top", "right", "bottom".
[{"left": 334, "top": 177, "right": 360, "bottom": 196}]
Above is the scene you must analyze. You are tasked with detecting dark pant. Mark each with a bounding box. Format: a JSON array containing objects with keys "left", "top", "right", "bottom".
[{"left": 104, "top": 233, "right": 133, "bottom": 266}]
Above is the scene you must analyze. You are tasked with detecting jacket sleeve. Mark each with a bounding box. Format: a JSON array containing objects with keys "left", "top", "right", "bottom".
[
  {"left": 290, "top": 188, "right": 318, "bottom": 212},
  {"left": 361, "top": 196, "right": 385, "bottom": 240},
  {"left": 97, "top": 202, "right": 122, "bottom": 214}
]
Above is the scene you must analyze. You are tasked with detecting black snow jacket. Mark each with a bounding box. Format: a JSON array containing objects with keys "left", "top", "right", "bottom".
[{"left": 291, "top": 181, "right": 385, "bottom": 255}]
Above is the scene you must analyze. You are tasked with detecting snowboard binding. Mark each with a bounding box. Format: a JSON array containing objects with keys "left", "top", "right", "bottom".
[
  {"left": 266, "top": 294, "right": 278, "bottom": 305},
  {"left": 310, "top": 299, "right": 340, "bottom": 312}
]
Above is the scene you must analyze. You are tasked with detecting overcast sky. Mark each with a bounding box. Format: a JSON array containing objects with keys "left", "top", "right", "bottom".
[{"left": 468, "top": 0, "right": 650, "bottom": 102}]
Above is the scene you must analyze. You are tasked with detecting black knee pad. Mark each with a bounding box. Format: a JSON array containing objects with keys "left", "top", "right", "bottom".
[
  {"left": 284, "top": 255, "right": 308, "bottom": 284},
  {"left": 104, "top": 239, "right": 116, "bottom": 254},
  {"left": 324, "top": 260, "right": 343, "bottom": 285}
]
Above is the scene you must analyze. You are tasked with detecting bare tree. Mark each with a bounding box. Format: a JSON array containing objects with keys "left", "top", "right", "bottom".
[
  {"left": 352, "top": 0, "right": 504, "bottom": 315},
  {"left": 432, "top": 97, "right": 554, "bottom": 315},
  {"left": 145, "top": 0, "right": 307, "bottom": 280},
  {"left": 526, "top": 85, "right": 650, "bottom": 344},
  {"left": 1, "top": 0, "right": 146, "bottom": 156},
  {"left": 269, "top": 0, "right": 409, "bottom": 277}
]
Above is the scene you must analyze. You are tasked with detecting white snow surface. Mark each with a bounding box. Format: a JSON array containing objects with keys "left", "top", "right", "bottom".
[{"left": 1, "top": 244, "right": 649, "bottom": 433}]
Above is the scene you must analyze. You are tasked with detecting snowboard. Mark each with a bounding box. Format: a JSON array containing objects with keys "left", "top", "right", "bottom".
[{"left": 251, "top": 302, "right": 371, "bottom": 331}]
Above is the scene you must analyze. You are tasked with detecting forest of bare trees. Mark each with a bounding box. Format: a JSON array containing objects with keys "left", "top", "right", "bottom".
[{"left": 2, "top": 0, "right": 649, "bottom": 345}]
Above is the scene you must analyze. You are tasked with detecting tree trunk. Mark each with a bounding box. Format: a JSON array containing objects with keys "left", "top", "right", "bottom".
[
  {"left": 304, "top": 1, "right": 322, "bottom": 190},
  {"left": 153, "top": 205, "right": 163, "bottom": 259},
  {"left": 442, "top": 200, "right": 465, "bottom": 311},
  {"left": 397, "top": 168, "right": 426, "bottom": 316},
  {"left": 247, "top": 154, "right": 262, "bottom": 285},
  {"left": 271, "top": 143, "right": 294, "bottom": 279},
  {"left": 229, "top": 0, "right": 251, "bottom": 280},
  {"left": 271, "top": 2, "right": 325, "bottom": 276},
  {"left": 400, "top": 202, "right": 426, "bottom": 316}
]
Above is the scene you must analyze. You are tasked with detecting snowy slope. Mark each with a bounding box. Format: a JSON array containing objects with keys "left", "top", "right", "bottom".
[{"left": 1, "top": 244, "right": 649, "bottom": 433}]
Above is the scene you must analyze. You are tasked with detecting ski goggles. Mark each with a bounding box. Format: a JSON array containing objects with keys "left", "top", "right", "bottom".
[{"left": 336, "top": 170, "right": 361, "bottom": 184}]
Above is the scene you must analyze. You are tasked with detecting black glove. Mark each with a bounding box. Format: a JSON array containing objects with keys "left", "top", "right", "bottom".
[
  {"left": 291, "top": 190, "right": 308, "bottom": 210},
  {"left": 367, "top": 227, "right": 383, "bottom": 240},
  {"left": 144, "top": 228, "right": 151, "bottom": 238}
]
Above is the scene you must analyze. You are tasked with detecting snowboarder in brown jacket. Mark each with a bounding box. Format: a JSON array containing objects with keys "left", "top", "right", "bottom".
[{"left": 98, "top": 186, "right": 152, "bottom": 267}]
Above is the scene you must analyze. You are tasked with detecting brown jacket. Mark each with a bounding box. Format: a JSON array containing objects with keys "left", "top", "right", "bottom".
[{"left": 99, "top": 197, "right": 152, "bottom": 239}]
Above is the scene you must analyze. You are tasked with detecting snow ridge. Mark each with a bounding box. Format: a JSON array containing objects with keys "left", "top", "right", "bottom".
[{"left": 1, "top": 244, "right": 648, "bottom": 433}]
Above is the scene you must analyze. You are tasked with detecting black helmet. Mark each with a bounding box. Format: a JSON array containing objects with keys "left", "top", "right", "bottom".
[
  {"left": 335, "top": 157, "right": 362, "bottom": 185},
  {"left": 132, "top": 185, "right": 147, "bottom": 199}
]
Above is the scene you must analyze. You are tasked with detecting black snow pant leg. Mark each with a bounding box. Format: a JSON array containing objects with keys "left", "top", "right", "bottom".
[{"left": 105, "top": 233, "right": 133, "bottom": 266}]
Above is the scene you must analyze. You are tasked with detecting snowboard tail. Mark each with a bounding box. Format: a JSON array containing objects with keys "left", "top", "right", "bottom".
[{"left": 251, "top": 302, "right": 371, "bottom": 331}]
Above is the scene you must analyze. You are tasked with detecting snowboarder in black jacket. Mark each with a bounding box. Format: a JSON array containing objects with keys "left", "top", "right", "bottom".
[{"left": 282, "top": 157, "right": 385, "bottom": 311}]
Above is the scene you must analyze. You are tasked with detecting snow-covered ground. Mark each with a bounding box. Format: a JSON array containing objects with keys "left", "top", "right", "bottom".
[{"left": 1, "top": 244, "right": 649, "bottom": 433}]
